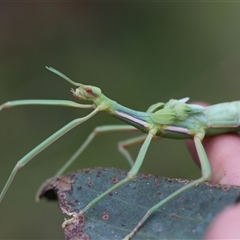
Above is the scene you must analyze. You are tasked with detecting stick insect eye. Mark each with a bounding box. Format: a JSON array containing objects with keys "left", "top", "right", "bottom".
[{"left": 84, "top": 86, "right": 102, "bottom": 98}]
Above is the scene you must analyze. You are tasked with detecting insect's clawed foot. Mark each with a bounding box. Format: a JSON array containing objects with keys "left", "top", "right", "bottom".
[
  {"left": 122, "top": 229, "right": 137, "bottom": 240},
  {"left": 62, "top": 213, "right": 85, "bottom": 229}
]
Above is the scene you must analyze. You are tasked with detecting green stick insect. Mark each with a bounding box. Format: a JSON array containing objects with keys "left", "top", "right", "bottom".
[{"left": 1, "top": 67, "right": 239, "bottom": 239}]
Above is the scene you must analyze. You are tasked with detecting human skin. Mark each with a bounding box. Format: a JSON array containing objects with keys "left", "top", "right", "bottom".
[{"left": 186, "top": 102, "right": 240, "bottom": 239}]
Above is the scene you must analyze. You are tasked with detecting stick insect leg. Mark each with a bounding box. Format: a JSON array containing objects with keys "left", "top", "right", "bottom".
[
  {"left": 0, "top": 99, "right": 93, "bottom": 110},
  {"left": 54, "top": 125, "right": 139, "bottom": 177},
  {"left": 0, "top": 108, "right": 99, "bottom": 203},
  {"left": 118, "top": 135, "right": 160, "bottom": 167},
  {"left": 123, "top": 133, "right": 211, "bottom": 240},
  {"left": 62, "top": 129, "right": 158, "bottom": 228}
]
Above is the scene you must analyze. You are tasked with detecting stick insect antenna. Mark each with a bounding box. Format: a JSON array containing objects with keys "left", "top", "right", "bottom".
[{"left": 46, "top": 66, "right": 82, "bottom": 87}]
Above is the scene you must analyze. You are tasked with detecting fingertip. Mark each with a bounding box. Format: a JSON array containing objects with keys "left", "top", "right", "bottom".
[{"left": 204, "top": 203, "right": 240, "bottom": 239}]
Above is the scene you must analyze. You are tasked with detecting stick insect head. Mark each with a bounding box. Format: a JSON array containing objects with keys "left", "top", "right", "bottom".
[
  {"left": 71, "top": 85, "right": 102, "bottom": 102},
  {"left": 46, "top": 66, "right": 102, "bottom": 103}
]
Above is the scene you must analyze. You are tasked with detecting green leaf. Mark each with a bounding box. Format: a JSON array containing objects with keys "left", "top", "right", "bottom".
[{"left": 38, "top": 168, "right": 240, "bottom": 240}]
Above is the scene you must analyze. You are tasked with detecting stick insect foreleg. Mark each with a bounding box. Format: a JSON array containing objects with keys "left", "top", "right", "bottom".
[
  {"left": 123, "top": 133, "right": 212, "bottom": 239},
  {"left": 0, "top": 99, "right": 93, "bottom": 110},
  {"left": 0, "top": 107, "right": 99, "bottom": 204}
]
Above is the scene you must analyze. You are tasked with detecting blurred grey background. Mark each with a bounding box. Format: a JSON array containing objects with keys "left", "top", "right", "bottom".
[{"left": 1, "top": 2, "right": 240, "bottom": 239}]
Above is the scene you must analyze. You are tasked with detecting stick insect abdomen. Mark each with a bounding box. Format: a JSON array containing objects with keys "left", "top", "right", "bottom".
[{"left": 204, "top": 101, "right": 240, "bottom": 135}]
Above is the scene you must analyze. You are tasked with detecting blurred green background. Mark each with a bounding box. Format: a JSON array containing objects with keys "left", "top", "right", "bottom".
[{"left": 1, "top": 2, "right": 240, "bottom": 239}]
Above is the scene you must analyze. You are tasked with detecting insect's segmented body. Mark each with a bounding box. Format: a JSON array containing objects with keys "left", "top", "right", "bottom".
[
  {"left": 109, "top": 99, "right": 240, "bottom": 141},
  {"left": 1, "top": 67, "right": 238, "bottom": 240},
  {"left": 204, "top": 101, "right": 240, "bottom": 133}
]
